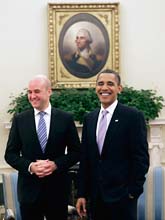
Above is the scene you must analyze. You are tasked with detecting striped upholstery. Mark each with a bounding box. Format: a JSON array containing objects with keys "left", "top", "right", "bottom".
[
  {"left": 2, "top": 171, "right": 79, "bottom": 220},
  {"left": 138, "top": 166, "right": 165, "bottom": 220},
  {"left": 2, "top": 172, "right": 21, "bottom": 220},
  {"left": 3, "top": 167, "right": 164, "bottom": 220}
]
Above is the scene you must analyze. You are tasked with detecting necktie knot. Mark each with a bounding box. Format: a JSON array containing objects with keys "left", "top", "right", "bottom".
[
  {"left": 102, "top": 110, "right": 108, "bottom": 117},
  {"left": 39, "top": 111, "right": 46, "bottom": 117}
]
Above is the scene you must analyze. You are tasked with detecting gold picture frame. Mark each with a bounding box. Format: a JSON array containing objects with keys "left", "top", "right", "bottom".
[{"left": 48, "top": 3, "right": 119, "bottom": 88}]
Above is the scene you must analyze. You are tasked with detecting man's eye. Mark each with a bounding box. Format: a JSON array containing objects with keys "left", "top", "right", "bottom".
[
  {"left": 97, "top": 82, "right": 104, "bottom": 86},
  {"left": 107, "top": 82, "right": 114, "bottom": 86}
]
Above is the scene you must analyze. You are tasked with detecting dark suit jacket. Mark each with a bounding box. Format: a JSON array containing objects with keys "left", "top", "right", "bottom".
[
  {"left": 77, "top": 103, "right": 149, "bottom": 203},
  {"left": 5, "top": 108, "right": 80, "bottom": 205}
]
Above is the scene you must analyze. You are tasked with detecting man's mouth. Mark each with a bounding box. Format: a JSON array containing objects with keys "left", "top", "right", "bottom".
[{"left": 100, "top": 92, "right": 111, "bottom": 96}]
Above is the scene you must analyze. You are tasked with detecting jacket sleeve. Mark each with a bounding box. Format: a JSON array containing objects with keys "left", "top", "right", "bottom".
[{"left": 128, "top": 110, "right": 149, "bottom": 198}]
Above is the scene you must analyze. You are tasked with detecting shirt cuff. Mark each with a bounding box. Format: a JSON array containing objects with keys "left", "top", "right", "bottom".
[{"left": 28, "top": 162, "right": 34, "bottom": 174}]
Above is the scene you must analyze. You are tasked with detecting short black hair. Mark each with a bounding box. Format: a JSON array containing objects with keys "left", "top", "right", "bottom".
[{"left": 96, "top": 69, "right": 121, "bottom": 85}]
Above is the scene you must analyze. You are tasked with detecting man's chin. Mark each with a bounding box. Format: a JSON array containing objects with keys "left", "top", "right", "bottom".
[
  {"left": 100, "top": 97, "right": 110, "bottom": 103},
  {"left": 31, "top": 104, "right": 39, "bottom": 109},
  {"left": 100, "top": 100, "right": 112, "bottom": 108}
]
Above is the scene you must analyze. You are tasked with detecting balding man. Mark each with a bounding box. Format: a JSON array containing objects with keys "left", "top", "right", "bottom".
[{"left": 5, "top": 75, "right": 80, "bottom": 220}]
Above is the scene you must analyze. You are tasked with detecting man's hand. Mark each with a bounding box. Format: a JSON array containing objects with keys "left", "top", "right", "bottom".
[
  {"left": 30, "top": 159, "right": 57, "bottom": 178},
  {"left": 76, "top": 198, "right": 87, "bottom": 218}
]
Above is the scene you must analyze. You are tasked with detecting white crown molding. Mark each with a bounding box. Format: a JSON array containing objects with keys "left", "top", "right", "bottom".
[
  {"left": 149, "top": 118, "right": 165, "bottom": 125},
  {"left": 3, "top": 122, "right": 11, "bottom": 130},
  {"left": 4, "top": 118, "right": 165, "bottom": 130}
]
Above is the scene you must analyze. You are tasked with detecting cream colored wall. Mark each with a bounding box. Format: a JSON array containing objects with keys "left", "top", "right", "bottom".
[{"left": 0, "top": 0, "right": 165, "bottom": 168}]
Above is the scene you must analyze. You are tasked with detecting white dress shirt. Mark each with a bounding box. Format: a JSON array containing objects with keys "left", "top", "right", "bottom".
[
  {"left": 96, "top": 100, "right": 118, "bottom": 141},
  {"left": 34, "top": 103, "right": 51, "bottom": 138}
]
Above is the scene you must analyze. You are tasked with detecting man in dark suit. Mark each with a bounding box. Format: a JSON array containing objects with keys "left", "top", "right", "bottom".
[
  {"left": 4, "top": 75, "right": 80, "bottom": 220},
  {"left": 76, "top": 69, "right": 149, "bottom": 220}
]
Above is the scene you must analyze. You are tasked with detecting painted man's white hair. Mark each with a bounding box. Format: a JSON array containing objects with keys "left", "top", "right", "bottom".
[{"left": 77, "top": 28, "right": 93, "bottom": 44}]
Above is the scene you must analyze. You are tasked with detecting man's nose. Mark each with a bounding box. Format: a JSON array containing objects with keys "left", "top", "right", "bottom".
[
  {"left": 101, "top": 83, "right": 108, "bottom": 89},
  {"left": 30, "top": 93, "right": 36, "bottom": 98}
]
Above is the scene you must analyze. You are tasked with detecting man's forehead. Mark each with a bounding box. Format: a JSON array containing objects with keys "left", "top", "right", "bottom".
[
  {"left": 98, "top": 73, "right": 116, "bottom": 80},
  {"left": 77, "top": 32, "right": 86, "bottom": 37}
]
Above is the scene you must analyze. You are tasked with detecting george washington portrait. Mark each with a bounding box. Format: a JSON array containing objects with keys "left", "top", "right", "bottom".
[{"left": 59, "top": 13, "right": 110, "bottom": 79}]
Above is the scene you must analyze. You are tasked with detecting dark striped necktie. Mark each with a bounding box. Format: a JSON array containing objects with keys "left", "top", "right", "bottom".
[{"left": 37, "top": 111, "right": 47, "bottom": 153}]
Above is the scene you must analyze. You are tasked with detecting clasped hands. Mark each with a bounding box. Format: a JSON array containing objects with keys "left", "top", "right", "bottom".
[{"left": 30, "top": 159, "right": 57, "bottom": 178}]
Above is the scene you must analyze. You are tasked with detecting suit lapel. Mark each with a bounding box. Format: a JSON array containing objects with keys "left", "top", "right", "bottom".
[
  {"left": 27, "top": 110, "right": 37, "bottom": 135},
  {"left": 101, "top": 103, "right": 121, "bottom": 155},
  {"left": 107, "top": 103, "right": 121, "bottom": 137},
  {"left": 91, "top": 109, "right": 100, "bottom": 143},
  {"left": 25, "top": 110, "right": 42, "bottom": 151},
  {"left": 46, "top": 108, "right": 58, "bottom": 146},
  {"left": 89, "top": 109, "right": 101, "bottom": 156}
]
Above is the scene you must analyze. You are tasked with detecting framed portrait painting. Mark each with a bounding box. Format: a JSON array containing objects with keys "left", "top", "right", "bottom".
[{"left": 48, "top": 3, "right": 119, "bottom": 88}]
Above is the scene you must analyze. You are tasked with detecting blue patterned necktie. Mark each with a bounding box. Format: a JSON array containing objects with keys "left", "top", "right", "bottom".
[
  {"left": 37, "top": 111, "right": 47, "bottom": 153},
  {"left": 97, "top": 110, "right": 108, "bottom": 154}
]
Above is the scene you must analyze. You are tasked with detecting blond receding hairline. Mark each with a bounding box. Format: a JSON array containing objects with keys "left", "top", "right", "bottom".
[{"left": 29, "top": 75, "right": 51, "bottom": 89}]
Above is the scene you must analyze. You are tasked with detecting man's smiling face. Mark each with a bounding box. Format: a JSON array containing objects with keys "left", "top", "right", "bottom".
[{"left": 96, "top": 73, "right": 122, "bottom": 108}]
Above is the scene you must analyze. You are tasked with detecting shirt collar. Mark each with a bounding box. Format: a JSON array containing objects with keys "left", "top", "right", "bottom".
[
  {"left": 34, "top": 103, "right": 51, "bottom": 116},
  {"left": 100, "top": 100, "right": 118, "bottom": 115}
]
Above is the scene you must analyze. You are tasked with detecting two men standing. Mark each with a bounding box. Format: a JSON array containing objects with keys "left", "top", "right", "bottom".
[{"left": 5, "top": 69, "right": 149, "bottom": 220}]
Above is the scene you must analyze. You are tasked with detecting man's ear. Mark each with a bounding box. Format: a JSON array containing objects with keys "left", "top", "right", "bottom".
[
  {"left": 48, "top": 88, "right": 52, "bottom": 96},
  {"left": 118, "top": 85, "right": 123, "bottom": 94}
]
